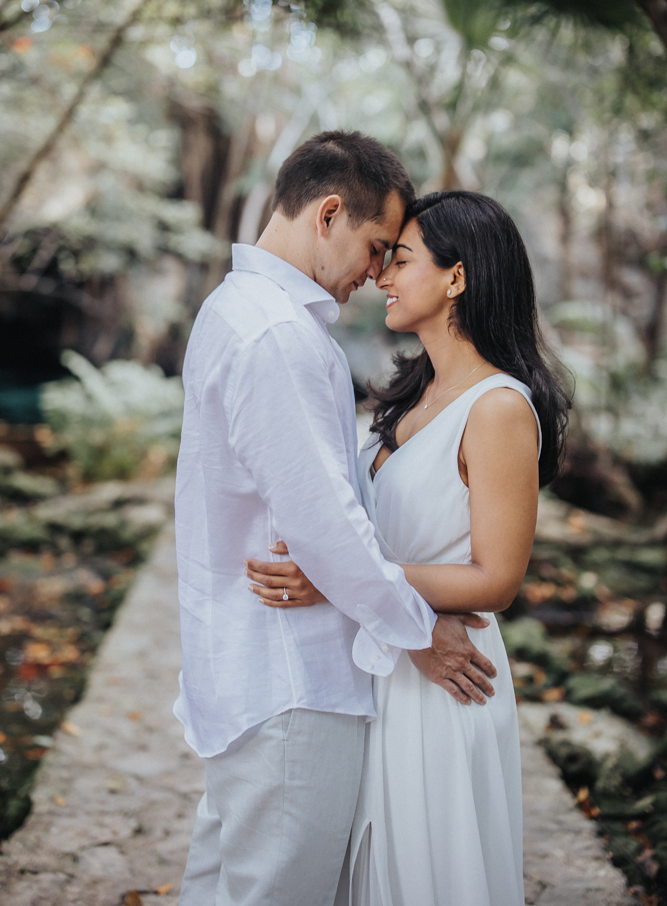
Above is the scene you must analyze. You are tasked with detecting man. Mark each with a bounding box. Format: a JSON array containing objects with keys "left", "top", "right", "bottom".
[{"left": 175, "top": 131, "right": 496, "bottom": 906}]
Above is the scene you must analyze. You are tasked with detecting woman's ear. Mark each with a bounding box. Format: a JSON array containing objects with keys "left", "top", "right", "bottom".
[{"left": 450, "top": 261, "right": 466, "bottom": 297}]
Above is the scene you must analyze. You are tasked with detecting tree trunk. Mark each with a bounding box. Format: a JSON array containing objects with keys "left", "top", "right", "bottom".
[
  {"left": 0, "top": 0, "right": 154, "bottom": 232},
  {"left": 636, "top": 0, "right": 667, "bottom": 52},
  {"left": 168, "top": 98, "right": 231, "bottom": 232},
  {"left": 558, "top": 173, "right": 573, "bottom": 301},
  {"left": 441, "top": 127, "right": 464, "bottom": 190},
  {"left": 644, "top": 267, "right": 667, "bottom": 371}
]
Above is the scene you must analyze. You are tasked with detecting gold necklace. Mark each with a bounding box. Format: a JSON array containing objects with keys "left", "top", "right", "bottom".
[{"left": 424, "top": 362, "right": 486, "bottom": 409}]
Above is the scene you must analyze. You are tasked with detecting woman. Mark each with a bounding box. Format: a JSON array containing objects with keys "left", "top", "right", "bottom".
[{"left": 245, "top": 191, "right": 569, "bottom": 905}]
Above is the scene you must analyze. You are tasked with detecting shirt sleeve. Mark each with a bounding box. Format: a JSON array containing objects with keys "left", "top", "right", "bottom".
[{"left": 227, "top": 319, "right": 435, "bottom": 675}]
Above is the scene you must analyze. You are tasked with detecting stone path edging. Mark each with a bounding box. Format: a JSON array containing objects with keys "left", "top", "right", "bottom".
[{"left": 0, "top": 523, "right": 635, "bottom": 905}]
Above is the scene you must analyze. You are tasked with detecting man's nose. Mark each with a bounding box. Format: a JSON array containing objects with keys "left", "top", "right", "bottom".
[{"left": 367, "top": 260, "right": 383, "bottom": 280}]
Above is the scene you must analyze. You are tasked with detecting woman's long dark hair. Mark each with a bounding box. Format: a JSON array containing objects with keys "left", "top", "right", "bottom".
[{"left": 369, "top": 191, "right": 570, "bottom": 487}]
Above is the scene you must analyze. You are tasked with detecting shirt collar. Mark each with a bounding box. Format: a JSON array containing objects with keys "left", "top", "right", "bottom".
[{"left": 231, "top": 243, "right": 340, "bottom": 325}]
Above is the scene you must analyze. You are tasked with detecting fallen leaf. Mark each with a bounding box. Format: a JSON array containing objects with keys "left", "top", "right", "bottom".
[
  {"left": 532, "top": 668, "right": 547, "bottom": 687},
  {"left": 547, "top": 712, "right": 568, "bottom": 731},
  {"left": 53, "top": 795, "right": 66, "bottom": 806},
  {"left": 123, "top": 892, "right": 143, "bottom": 906},
  {"left": 24, "top": 747, "right": 46, "bottom": 760},
  {"left": 23, "top": 642, "right": 53, "bottom": 664},
  {"left": 61, "top": 720, "right": 83, "bottom": 737},
  {"left": 127, "top": 711, "right": 141, "bottom": 722},
  {"left": 541, "top": 687, "right": 566, "bottom": 703},
  {"left": 85, "top": 577, "right": 105, "bottom": 595},
  {"left": 576, "top": 786, "right": 590, "bottom": 803},
  {"left": 0, "top": 732, "right": 6, "bottom": 744},
  {"left": 636, "top": 849, "right": 660, "bottom": 879},
  {"left": 156, "top": 882, "right": 174, "bottom": 895},
  {"left": 106, "top": 773, "right": 128, "bottom": 793},
  {"left": 523, "top": 581, "right": 558, "bottom": 605},
  {"left": 578, "top": 710, "right": 593, "bottom": 725},
  {"left": 567, "top": 510, "right": 588, "bottom": 534},
  {"left": 39, "top": 552, "right": 57, "bottom": 572}
]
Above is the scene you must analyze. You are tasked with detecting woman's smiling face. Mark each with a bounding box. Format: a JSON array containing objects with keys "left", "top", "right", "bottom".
[{"left": 377, "top": 218, "right": 464, "bottom": 335}]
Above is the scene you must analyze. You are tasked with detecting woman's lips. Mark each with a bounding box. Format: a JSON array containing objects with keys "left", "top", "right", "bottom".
[{"left": 386, "top": 295, "right": 398, "bottom": 309}]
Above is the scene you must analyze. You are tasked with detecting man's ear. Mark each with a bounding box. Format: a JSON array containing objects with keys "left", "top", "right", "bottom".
[{"left": 316, "top": 195, "right": 344, "bottom": 237}]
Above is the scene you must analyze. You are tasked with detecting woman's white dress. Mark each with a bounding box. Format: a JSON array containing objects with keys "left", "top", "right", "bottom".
[{"left": 348, "top": 374, "right": 541, "bottom": 906}]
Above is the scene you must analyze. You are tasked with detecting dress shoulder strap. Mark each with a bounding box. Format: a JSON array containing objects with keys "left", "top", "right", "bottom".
[{"left": 455, "top": 374, "right": 543, "bottom": 459}]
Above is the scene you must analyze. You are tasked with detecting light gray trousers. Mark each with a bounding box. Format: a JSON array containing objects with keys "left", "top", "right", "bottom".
[{"left": 179, "top": 709, "right": 365, "bottom": 906}]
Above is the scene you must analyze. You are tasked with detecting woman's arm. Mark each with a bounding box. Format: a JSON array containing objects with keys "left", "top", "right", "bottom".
[
  {"left": 245, "top": 388, "right": 539, "bottom": 614},
  {"left": 406, "top": 388, "right": 539, "bottom": 614}
]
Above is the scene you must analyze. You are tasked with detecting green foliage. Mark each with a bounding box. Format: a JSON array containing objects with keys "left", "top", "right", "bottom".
[
  {"left": 542, "top": 736, "right": 599, "bottom": 785},
  {"left": 442, "top": 0, "right": 504, "bottom": 48},
  {"left": 497, "top": 0, "right": 644, "bottom": 32},
  {"left": 40, "top": 351, "right": 184, "bottom": 482},
  {"left": 301, "top": 0, "right": 377, "bottom": 37},
  {"left": 565, "top": 672, "right": 643, "bottom": 719},
  {"left": 501, "top": 615, "right": 559, "bottom": 668}
]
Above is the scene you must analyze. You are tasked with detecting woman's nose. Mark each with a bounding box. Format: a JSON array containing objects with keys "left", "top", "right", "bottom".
[{"left": 376, "top": 267, "right": 392, "bottom": 288}]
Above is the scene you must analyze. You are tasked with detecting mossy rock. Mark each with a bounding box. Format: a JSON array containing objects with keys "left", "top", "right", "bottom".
[
  {"left": 650, "top": 790, "right": 667, "bottom": 815},
  {"left": 564, "top": 672, "right": 642, "bottom": 720},
  {"left": 594, "top": 747, "right": 643, "bottom": 798},
  {"left": 597, "top": 794, "right": 655, "bottom": 819},
  {"left": 0, "top": 514, "right": 50, "bottom": 554},
  {"left": 605, "top": 833, "right": 643, "bottom": 865},
  {"left": 542, "top": 737, "right": 598, "bottom": 786},
  {"left": 649, "top": 689, "right": 667, "bottom": 714},
  {"left": 0, "top": 471, "right": 60, "bottom": 501},
  {"left": 0, "top": 445, "right": 23, "bottom": 474},
  {"left": 645, "top": 815, "right": 667, "bottom": 843},
  {"left": 501, "top": 617, "right": 562, "bottom": 671},
  {"left": 653, "top": 841, "right": 667, "bottom": 884}
]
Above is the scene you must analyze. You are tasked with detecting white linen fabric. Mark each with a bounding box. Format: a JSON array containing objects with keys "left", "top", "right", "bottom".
[
  {"left": 346, "top": 374, "right": 541, "bottom": 906},
  {"left": 173, "top": 244, "right": 436, "bottom": 758},
  {"left": 180, "top": 709, "right": 365, "bottom": 906}
]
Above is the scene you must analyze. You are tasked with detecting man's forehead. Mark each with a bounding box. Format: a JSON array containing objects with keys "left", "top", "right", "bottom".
[{"left": 377, "top": 193, "right": 407, "bottom": 242}]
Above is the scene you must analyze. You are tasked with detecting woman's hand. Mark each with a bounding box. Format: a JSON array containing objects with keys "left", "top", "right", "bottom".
[{"left": 245, "top": 541, "right": 327, "bottom": 608}]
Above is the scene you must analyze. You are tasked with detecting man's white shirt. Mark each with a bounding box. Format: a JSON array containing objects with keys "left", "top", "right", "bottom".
[{"left": 173, "top": 243, "right": 436, "bottom": 757}]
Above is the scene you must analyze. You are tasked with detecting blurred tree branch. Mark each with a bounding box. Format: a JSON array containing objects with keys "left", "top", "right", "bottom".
[
  {"left": 496, "top": 0, "right": 666, "bottom": 51},
  {"left": 0, "top": 1, "right": 31, "bottom": 35},
  {"left": 0, "top": 0, "right": 157, "bottom": 233},
  {"left": 636, "top": 0, "right": 667, "bottom": 49}
]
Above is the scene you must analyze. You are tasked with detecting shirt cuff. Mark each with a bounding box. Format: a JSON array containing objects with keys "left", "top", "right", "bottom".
[{"left": 352, "top": 607, "right": 437, "bottom": 677}]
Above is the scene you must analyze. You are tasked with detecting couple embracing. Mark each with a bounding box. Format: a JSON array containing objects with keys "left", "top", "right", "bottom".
[{"left": 174, "top": 130, "right": 569, "bottom": 906}]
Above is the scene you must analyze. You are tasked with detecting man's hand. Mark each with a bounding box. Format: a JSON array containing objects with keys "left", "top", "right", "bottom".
[{"left": 409, "top": 613, "right": 497, "bottom": 705}]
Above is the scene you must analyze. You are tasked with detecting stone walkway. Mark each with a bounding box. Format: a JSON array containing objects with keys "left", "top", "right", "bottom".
[{"left": 0, "top": 524, "right": 635, "bottom": 906}]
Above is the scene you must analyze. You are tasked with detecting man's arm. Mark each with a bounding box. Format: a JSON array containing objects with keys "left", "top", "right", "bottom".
[
  {"left": 225, "top": 319, "right": 435, "bottom": 673},
  {"left": 245, "top": 544, "right": 497, "bottom": 704}
]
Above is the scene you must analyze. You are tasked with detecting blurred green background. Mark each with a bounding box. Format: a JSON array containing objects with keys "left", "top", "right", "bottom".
[{"left": 0, "top": 0, "right": 667, "bottom": 899}]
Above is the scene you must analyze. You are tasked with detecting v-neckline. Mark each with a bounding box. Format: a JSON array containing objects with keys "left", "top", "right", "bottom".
[{"left": 370, "top": 374, "right": 505, "bottom": 483}]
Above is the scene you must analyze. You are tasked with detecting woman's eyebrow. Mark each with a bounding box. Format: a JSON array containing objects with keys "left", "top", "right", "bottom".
[{"left": 393, "top": 243, "right": 413, "bottom": 252}]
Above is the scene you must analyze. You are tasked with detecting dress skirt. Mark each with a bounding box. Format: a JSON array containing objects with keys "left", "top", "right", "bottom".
[{"left": 347, "top": 619, "right": 524, "bottom": 906}]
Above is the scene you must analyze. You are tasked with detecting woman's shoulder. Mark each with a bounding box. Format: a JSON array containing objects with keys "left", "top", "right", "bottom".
[{"left": 465, "top": 382, "right": 540, "bottom": 448}]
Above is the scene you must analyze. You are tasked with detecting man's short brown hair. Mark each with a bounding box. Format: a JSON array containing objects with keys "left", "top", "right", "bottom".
[{"left": 272, "top": 131, "right": 415, "bottom": 227}]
